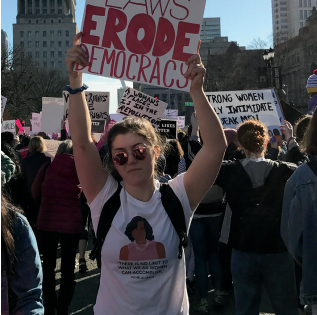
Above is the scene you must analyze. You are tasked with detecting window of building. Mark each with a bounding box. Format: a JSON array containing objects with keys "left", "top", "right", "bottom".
[
  {"left": 27, "top": 31, "right": 31, "bottom": 37},
  {"left": 281, "top": 25, "right": 288, "bottom": 28},
  {"left": 43, "top": 9, "right": 47, "bottom": 14},
  {"left": 205, "top": 21, "right": 219, "bottom": 26},
  {"left": 20, "top": 41, "right": 24, "bottom": 48},
  {"left": 281, "top": 19, "right": 288, "bottom": 22},
  {"left": 36, "top": 9, "right": 40, "bottom": 14},
  {"left": 280, "top": 6, "right": 287, "bottom": 10},
  {"left": 280, "top": 13, "right": 287, "bottom": 16},
  {"left": 43, "top": 51, "right": 47, "bottom": 58},
  {"left": 36, "top": 20, "right": 39, "bottom": 23},
  {"left": 65, "top": 40, "right": 69, "bottom": 47},
  {"left": 58, "top": 61, "right": 62, "bottom": 68},
  {"left": 43, "top": 61, "right": 47, "bottom": 68},
  {"left": 44, "top": 19, "right": 46, "bottom": 23},
  {"left": 65, "top": 30, "right": 69, "bottom": 37},
  {"left": 28, "top": 9, "right": 32, "bottom": 14},
  {"left": 58, "top": 9, "right": 62, "bottom": 14},
  {"left": 20, "top": 31, "right": 24, "bottom": 37},
  {"left": 50, "top": 61, "right": 55, "bottom": 67},
  {"left": 308, "top": 0, "right": 311, "bottom": 6},
  {"left": 177, "top": 94, "right": 182, "bottom": 101},
  {"left": 28, "top": 52, "right": 32, "bottom": 57},
  {"left": 304, "top": 0, "right": 307, "bottom": 6},
  {"left": 50, "top": 30, "right": 54, "bottom": 37},
  {"left": 58, "top": 51, "right": 62, "bottom": 58},
  {"left": 43, "top": 31, "right": 47, "bottom": 37},
  {"left": 35, "top": 0, "right": 40, "bottom": 6},
  {"left": 43, "top": 41, "right": 47, "bottom": 47},
  {"left": 51, "top": 9, "right": 55, "bottom": 14},
  {"left": 35, "top": 41, "right": 39, "bottom": 47},
  {"left": 51, "top": 19, "right": 54, "bottom": 23},
  {"left": 299, "top": 0, "right": 302, "bottom": 7},
  {"left": 50, "top": 41, "right": 54, "bottom": 47},
  {"left": 300, "top": 10, "right": 303, "bottom": 18},
  {"left": 58, "top": 0, "right": 62, "bottom": 6},
  {"left": 304, "top": 10, "right": 308, "bottom": 18},
  {"left": 300, "top": 21, "right": 304, "bottom": 27},
  {"left": 28, "top": 41, "right": 32, "bottom": 48},
  {"left": 29, "top": 20, "right": 31, "bottom": 23},
  {"left": 51, "top": 51, "right": 54, "bottom": 57},
  {"left": 280, "top": 1, "right": 287, "bottom": 4},
  {"left": 35, "top": 51, "right": 39, "bottom": 58},
  {"left": 58, "top": 41, "right": 62, "bottom": 47},
  {"left": 59, "top": 19, "right": 61, "bottom": 23},
  {"left": 50, "top": 0, "right": 54, "bottom": 7},
  {"left": 58, "top": 30, "right": 62, "bottom": 37},
  {"left": 43, "top": 0, "right": 47, "bottom": 7}
]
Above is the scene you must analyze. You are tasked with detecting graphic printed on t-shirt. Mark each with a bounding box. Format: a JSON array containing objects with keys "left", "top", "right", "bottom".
[{"left": 118, "top": 216, "right": 169, "bottom": 280}]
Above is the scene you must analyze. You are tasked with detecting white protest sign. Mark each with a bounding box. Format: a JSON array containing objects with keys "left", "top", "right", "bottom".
[
  {"left": 31, "top": 113, "right": 42, "bottom": 133},
  {"left": 76, "top": 0, "right": 206, "bottom": 92},
  {"left": 177, "top": 116, "right": 185, "bottom": 129},
  {"left": 116, "top": 87, "right": 168, "bottom": 127},
  {"left": 44, "top": 139, "right": 61, "bottom": 160},
  {"left": 1, "top": 96, "right": 7, "bottom": 118},
  {"left": 205, "top": 89, "right": 281, "bottom": 131},
  {"left": 63, "top": 91, "right": 110, "bottom": 120},
  {"left": 163, "top": 109, "right": 178, "bottom": 120},
  {"left": 41, "top": 98, "right": 64, "bottom": 133},
  {"left": 2, "top": 120, "right": 16, "bottom": 135}
]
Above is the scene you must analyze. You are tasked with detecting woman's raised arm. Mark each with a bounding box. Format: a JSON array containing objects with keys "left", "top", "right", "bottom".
[
  {"left": 65, "top": 33, "right": 108, "bottom": 204},
  {"left": 183, "top": 51, "right": 227, "bottom": 210}
]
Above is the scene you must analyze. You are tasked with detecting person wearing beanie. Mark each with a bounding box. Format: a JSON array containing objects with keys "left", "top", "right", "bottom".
[{"left": 306, "top": 69, "right": 317, "bottom": 114}]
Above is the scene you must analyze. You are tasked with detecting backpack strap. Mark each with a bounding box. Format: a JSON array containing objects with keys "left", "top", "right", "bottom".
[
  {"left": 160, "top": 183, "right": 187, "bottom": 259},
  {"left": 307, "top": 160, "right": 317, "bottom": 177}
]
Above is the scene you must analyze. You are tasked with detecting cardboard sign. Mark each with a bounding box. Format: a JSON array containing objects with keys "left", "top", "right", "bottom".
[
  {"left": 63, "top": 91, "right": 110, "bottom": 120},
  {"left": 1, "top": 96, "right": 7, "bottom": 118},
  {"left": 2, "top": 120, "right": 16, "bottom": 135},
  {"left": 23, "top": 127, "right": 31, "bottom": 135},
  {"left": 43, "top": 139, "right": 61, "bottom": 160},
  {"left": 76, "top": 0, "right": 206, "bottom": 92},
  {"left": 117, "top": 87, "right": 167, "bottom": 127},
  {"left": 205, "top": 89, "right": 282, "bottom": 132},
  {"left": 31, "top": 113, "right": 42, "bottom": 133},
  {"left": 163, "top": 109, "right": 178, "bottom": 120},
  {"left": 177, "top": 116, "right": 185, "bottom": 129},
  {"left": 91, "top": 119, "right": 106, "bottom": 133},
  {"left": 157, "top": 119, "right": 177, "bottom": 139},
  {"left": 41, "top": 98, "right": 64, "bottom": 133}
]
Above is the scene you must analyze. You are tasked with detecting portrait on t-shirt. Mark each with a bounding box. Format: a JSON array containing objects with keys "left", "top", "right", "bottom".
[{"left": 119, "top": 216, "right": 166, "bottom": 261}]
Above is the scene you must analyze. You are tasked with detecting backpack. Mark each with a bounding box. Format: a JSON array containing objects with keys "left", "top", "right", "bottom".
[
  {"left": 89, "top": 183, "right": 188, "bottom": 268},
  {"left": 307, "top": 160, "right": 317, "bottom": 176}
]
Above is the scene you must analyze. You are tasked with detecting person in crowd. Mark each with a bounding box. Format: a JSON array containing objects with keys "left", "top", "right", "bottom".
[
  {"left": 1, "top": 173, "right": 44, "bottom": 314},
  {"left": 32, "top": 140, "right": 82, "bottom": 315},
  {"left": 37, "top": 132, "right": 50, "bottom": 140},
  {"left": 17, "top": 135, "right": 31, "bottom": 159},
  {"left": 213, "top": 119, "right": 298, "bottom": 315},
  {"left": 65, "top": 33, "right": 227, "bottom": 315},
  {"left": 281, "top": 109, "right": 317, "bottom": 315},
  {"left": 1, "top": 151, "right": 16, "bottom": 184},
  {"left": 156, "top": 154, "right": 172, "bottom": 183},
  {"left": 164, "top": 139, "right": 184, "bottom": 178},
  {"left": 306, "top": 69, "right": 317, "bottom": 114},
  {"left": 1, "top": 132, "right": 23, "bottom": 165},
  {"left": 294, "top": 115, "right": 312, "bottom": 144},
  {"left": 178, "top": 131, "right": 189, "bottom": 154}
]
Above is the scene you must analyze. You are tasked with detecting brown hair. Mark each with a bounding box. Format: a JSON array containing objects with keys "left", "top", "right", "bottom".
[
  {"left": 165, "top": 139, "right": 184, "bottom": 178},
  {"left": 301, "top": 109, "right": 317, "bottom": 155},
  {"left": 294, "top": 115, "right": 312, "bottom": 144},
  {"left": 237, "top": 120, "right": 269, "bottom": 154},
  {"left": 28, "top": 136, "right": 46, "bottom": 153},
  {"left": 105, "top": 117, "right": 166, "bottom": 173}
]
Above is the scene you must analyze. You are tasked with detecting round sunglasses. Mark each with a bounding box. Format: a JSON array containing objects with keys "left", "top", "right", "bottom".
[{"left": 112, "top": 145, "right": 149, "bottom": 166}]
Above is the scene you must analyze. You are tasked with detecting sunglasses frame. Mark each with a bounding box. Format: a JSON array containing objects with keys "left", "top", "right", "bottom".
[{"left": 112, "top": 145, "right": 150, "bottom": 166}]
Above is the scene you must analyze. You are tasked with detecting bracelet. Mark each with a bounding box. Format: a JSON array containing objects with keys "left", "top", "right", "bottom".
[{"left": 287, "top": 136, "right": 296, "bottom": 147}]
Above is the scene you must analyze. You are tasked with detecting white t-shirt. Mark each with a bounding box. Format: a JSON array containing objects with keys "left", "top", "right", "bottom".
[{"left": 89, "top": 173, "right": 194, "bottom": 315}]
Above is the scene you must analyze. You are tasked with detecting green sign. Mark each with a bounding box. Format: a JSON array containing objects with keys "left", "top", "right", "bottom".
[{"left": 185, "top": 102, "right": 194, "bottom": 106}]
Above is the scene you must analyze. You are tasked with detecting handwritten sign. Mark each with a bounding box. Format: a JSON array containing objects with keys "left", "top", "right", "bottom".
[
  {"left": 44, "top": 139, "right": 61, "bottom": 160},
  {"left": 31, "top": 113, "right": 42, "bottom": 133},
  {"left": 2, "top": 120, "right": 16, "bottom": 135},
  {"left": 117, "top": 87, "right": 167, "bottom": 127},
  {"left": 157, "top": 119, "right": 177, "bottom": 139},
  {"left": 163, "top": 109, "right": 178, "bottom": 120},
  {"left": 91, "top": 119, "right": 106, "bottom": 133},
  {"left": 1, "top": 96, "right": 7, "bottom": 118},
  {"left": 177, "top": 116, "right": 185, "bottom": 129},
  {"left": 76, "top": 0, "right": 206, "bottom": 92},
  {"left": 205, "top": 89, "right": 281, "bottom": 131},
  {"left": 41, "top": 98, "right": 64, "bottom": 133},
  {"left": 63, "top": 91, "right": 110, "bottom": 120}
]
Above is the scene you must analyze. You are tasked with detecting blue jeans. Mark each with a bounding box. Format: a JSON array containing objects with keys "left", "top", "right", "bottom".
[
  {"left": 189, "top": 215, "right": 223, "bottom": 298},
  {"left": 231, "top": 250, "right": 298, "bottom": 315}
]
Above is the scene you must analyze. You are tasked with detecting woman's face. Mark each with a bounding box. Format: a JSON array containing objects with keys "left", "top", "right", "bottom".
[
  {"left": 132, "top": 221, "right": 146, "bottom": 242},
  {"left": 268, "top": 130, "right": 273, "bottom": 137},
  {"left": 111, "top": 132, "right": 159, "bottom": 186}
]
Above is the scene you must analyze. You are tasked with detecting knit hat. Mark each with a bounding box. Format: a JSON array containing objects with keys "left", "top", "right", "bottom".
[
  {"left": 224, "top": 128, "right": 237, "bottom": 145},
  {"left": 306, "top": 69, "right": 317, "bottom": 93}
]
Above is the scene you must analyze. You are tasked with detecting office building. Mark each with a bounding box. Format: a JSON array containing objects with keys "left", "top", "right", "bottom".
[
  {"left": 13, "top": 0, "right": 78, "bottom": 73},
  {"left": 1, "top": 29, "right": 8, "bottom": 55},
  {"left": 272, "top": 0, "right": 317, "bottom": 44},
  {"left": 200, "top": 18, "right": 221, "bottom": 42}
]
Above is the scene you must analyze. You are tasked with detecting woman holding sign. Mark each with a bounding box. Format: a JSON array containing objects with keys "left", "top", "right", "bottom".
[{"left": 65, "top": 33, "right": 227, "bottom": 315}]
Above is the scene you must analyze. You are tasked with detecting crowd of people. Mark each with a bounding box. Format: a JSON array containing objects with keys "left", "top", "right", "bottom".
[{"left": 1, "top": 34, "right": 317, "bottom": 315}]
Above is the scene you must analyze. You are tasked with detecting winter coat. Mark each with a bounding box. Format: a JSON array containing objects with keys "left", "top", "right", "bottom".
[{"left": 1, "top": 151, "right": 16, "bottom": 184}]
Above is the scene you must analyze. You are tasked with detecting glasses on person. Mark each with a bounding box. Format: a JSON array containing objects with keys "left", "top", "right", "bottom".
[{"left": 112, "top": 145, "right": 149, "bottom": 166}]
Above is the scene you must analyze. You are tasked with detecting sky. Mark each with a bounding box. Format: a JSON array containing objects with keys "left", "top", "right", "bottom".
[{"left": 1, "top": 0, "right": 273, "bottom": 113}]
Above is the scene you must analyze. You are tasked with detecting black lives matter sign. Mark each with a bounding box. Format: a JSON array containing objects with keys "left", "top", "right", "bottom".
[{"left": 157, "top": 119, "right": 177, "bottom": 140}]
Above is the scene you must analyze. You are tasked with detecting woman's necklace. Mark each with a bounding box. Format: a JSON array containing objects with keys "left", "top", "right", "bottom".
[{"left": 134, "top": 240, "right": 149, "bottom": 251}]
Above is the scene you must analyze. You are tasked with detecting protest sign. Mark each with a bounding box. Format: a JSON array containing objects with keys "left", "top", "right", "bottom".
[
  {"left": 163, "top": 109, "right": 178, "bottom": 120},
  {"left": 1, "top": 96, "right": 7, "bottom": 118},
  {"left": 157, "top": 119, "right": 177, "bottom": 139},
  {"left": 117, "top": 87, "right": 167, "bottom": 127},
  {"left": 31, "top": 113, "right": 42, "bottom": 133},
  {"left": 2, "top": 120, "right": 16, "bottom": 135},
  {"left": 205, "top": 89, "right": 282, "bottom": 134},
  {"left": 23, "top": 127, "right": 31, "bottom": 135},
  {"left": 41, "top": 98, "right": 64, "bottom": 133},
  {"left": 44, "top": 139, "right": 61, "bottom": 160},
  {"left": 63, "top": 91, "right": 110, "bottom": 120},
  {"left": 15, "top": 120, "right": 24, "bottom": 133},
  {"left": 91, "top": 119, "right": 106, "bottom": 133},
  {"left": 76, "top": 0, "right": 206, "bottom": 92},
  {"left": 177, "top": 116, "right": 185, "bottom": 129}
]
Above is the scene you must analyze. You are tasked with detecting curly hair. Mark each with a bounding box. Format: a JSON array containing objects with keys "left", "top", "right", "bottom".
[
  {"left": 237, "top": 120, "right": 269, "bottom": 154},
  {"left": 301, "top": 109, "right": 317, "bottom": 155},
  {"left": 124, "top": 216, "right": 154, "bottom": 242}
]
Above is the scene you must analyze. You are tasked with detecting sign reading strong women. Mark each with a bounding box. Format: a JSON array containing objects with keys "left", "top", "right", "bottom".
[{"left": 76, "top": 0, "right": 206, "bottom": 91}]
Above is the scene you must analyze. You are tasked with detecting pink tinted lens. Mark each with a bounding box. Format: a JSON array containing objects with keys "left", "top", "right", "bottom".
[
  {"left": 133, "top": 146, "right": 147, "bottom": 160},
  {"left": 113, "top": 152, "right": 128, "bottom": 165}
]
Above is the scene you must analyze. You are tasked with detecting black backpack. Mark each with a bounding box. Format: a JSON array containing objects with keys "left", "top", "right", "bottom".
[
  {"left": 89, "top": 183, "right": 188, "bottom": 268},
  {"left": 307, "top": 160, "right": 317, "bottom": 176}
]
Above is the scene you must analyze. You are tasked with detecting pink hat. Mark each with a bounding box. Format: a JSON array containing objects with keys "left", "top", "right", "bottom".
[{"left": 224, "top": 128, "right": 237, "bottom": 145}]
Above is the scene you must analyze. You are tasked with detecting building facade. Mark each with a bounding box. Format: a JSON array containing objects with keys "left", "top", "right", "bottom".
[
  {"left": 1, "top": 29, "right": 8, "bottom": 55},
  {"left": 272, "top": 0, "right": 317, "bottom": 44},
  {"left": 200, "top": 18, "right": 221, "bottom": 42},
  {"left": 13, "top": 0, "right": 78, "bottom": 73}
]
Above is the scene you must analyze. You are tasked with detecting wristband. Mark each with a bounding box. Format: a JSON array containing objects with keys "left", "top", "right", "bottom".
[{"left": 287, "top": 136, "right": 296, "bottom": 147}]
